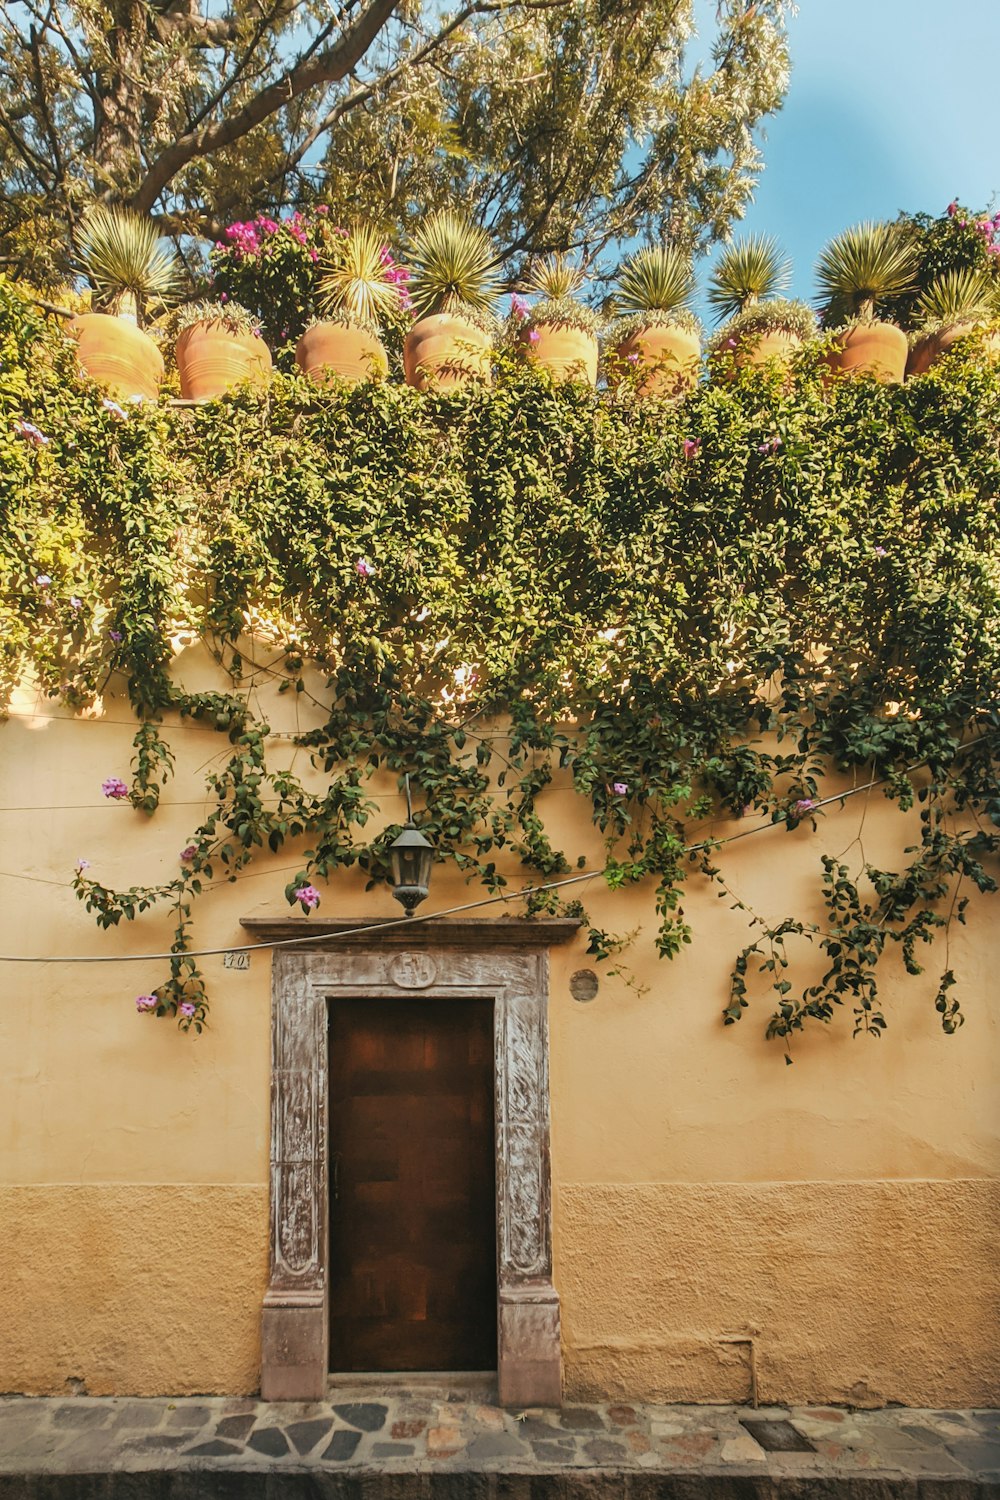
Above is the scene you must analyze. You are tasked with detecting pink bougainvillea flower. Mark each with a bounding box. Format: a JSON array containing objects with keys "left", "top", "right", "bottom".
[
  {"left": 179, "top": 845, "right": 198, "bottom": 862},
  {"left": 294, "top": 884, "right": 321, "bottom": 911},
  {"left": 758, "top": 436, "right": 782, "bottom": 454},
  {"left": 76, "top": 858, "right": 91, "bottom": 871},
  {"left": 315, "top": 204, "right": 329, "bottom": 215},
  {"left": 793, "top": 798, "right": 817, "bottom": 813},
  {"left": 682, "top": 437, "right": 701, "bottom": 459},
  {"left": 510, "top": 294, "right": 529, "bottom": 320},
  {"left": 874, "top": 544, "right": 888, "bottom": 557},
  {"left": 355, "top": 558, "right": 374, "bottom": 578},
  {"left": 135, "top": 994, "right": 158, "bottom": 1013},
  {"left": 35, "top": 574, "right": 52, "bottom": 587},
  {"left": 16, "top": 420, "right": 49, "bottom": 446},
  {"left": 70, "top": 596, "right": 82, "bottom": 609},
  {"left": 626, "top": 352, "right": 639, "bottom": 363},
  {"left": 102, "top": 776, "right": 129, "bottom": 800},
  {"left": 178, "top": 1001, "right": 197, "bottom": 1018},
  {"left": 527, "top": 328, "right": 541, "bottom": 343},
  {"left": 947, "top": 199, "right": 958, "bottom": 217},
  {"left": 612, "top": 781, "right": 628, "bottom": 796},
  {"left": 101, "top": 397, "right": 128, "bottom": 421}
]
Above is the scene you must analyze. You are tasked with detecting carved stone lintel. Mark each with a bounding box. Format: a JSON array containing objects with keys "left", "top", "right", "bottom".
[{"left": 260, "top": 919, "right": 579, "bottom": 1405}]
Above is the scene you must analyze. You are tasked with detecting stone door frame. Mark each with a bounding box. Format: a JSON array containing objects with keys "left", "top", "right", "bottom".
[{"left": 241, "top": 916, "right": 580, "bottom": 1406}]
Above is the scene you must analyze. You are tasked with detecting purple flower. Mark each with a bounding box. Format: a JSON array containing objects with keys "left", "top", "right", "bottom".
[
  {"left": 135, "top": 993, "right": 158, "bottom": 1013},
  {"left": 178, "top": 1001, "right": 197, "bottom": 1019},
  {"left": 76, "top": 858, "right": 91, "bottom": 871},
  {"left": 612, "top": 781, "right": 628, "bottom": 796},
  {"left": 793, "top": 798, "right": 817, "bottom": 814},
  {"left": 109, "top": 628, "right": 123, "bottom": 643},
  {"left": 873, "top": 544, "right": 888, "bottom": 558},
  {"left": 101, "top": 397, "right": 128, "bottom": 421},
  {"left": 179, "top": 845, "right": 198, "bottom": 862},
  {"left": 15, "top": 420, "right": 49, "bottom": 446},
  {"left": 725, "top": 337, "right": 738, "bottom": 349},
  {"left": 758, "top": 436, "right": 781, "bottom": 454},
  {"left": 70, "top": 596, "right": 82, "bottom": 610},
  {"left": 626, "top": 352, "right": 639, "bottom": 363},
  {"left": 35, "top": 574, "right": 52, "bottom": 587},
  {"left": 101, "top": 776, "right": 129, "bottom": 800},
  {"left": 355, "top": 558, "right": 374, "bottom": 578},
  {"left": 527, "top": 328, "right": 541, "bottom": 344},
  {"left": 294, "top": 884, "right": 321, "bottom": 911},
  {"left": 682, "top": 437, "right": 701, "bottom": 460}
]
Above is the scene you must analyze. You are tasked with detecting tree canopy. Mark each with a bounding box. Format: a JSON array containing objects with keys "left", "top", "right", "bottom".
[{"left": 0, "top": 0, "right": 792, "bottom": 279}]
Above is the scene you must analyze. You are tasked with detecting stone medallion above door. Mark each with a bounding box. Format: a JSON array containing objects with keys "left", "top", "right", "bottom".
[{"left": 240, "top": 916, "right": 580, "bottom": 1406}]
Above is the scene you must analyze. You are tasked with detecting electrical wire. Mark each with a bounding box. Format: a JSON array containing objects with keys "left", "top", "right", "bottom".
[{"left": 0, "top": 730, "right": 995, "bottom": 966}]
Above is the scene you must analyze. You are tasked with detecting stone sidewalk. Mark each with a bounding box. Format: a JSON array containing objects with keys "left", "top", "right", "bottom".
[{"left": 1, "top": 1386, "right": 998, "bottom": 1497}]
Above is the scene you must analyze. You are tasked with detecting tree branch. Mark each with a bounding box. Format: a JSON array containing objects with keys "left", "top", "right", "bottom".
[{"left": 129, "top": 0, "right": 403, "bottom": 213}]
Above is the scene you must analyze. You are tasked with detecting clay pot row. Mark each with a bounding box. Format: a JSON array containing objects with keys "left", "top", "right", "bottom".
[
  {"left": 69, "top": 311, "right": 272, "bottom": 402},
  {"left": 69, "top": 308, "right": 996, "bottom": 406}
]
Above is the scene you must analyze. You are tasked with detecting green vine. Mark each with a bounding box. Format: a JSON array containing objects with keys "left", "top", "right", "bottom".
[{"left": 3, "top": 272, "right": 1000, "bottom": 1052}]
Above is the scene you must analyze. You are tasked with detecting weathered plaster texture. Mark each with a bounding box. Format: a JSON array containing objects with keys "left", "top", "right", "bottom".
[
  {"left": 0, "top": 1187, "right": 268, "bottom": 1395},
  {"left": 556, "top": 1178, "right": 1000, "bottom": 1407}
]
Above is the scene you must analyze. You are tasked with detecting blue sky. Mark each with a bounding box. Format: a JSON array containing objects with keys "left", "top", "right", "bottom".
[{"left": 695, "top": 0, "right": 1000, "bottom": 313}]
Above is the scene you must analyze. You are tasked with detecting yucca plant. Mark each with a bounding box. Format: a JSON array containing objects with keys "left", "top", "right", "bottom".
[
  {"left": 914, "top": 267, "right": 998, "bottom": 330},
  {"left": 76, "top": 207, "right": 180, "bottom": 325},
  {"left": 815, "top": 222, "right": 919, "bottom": 325},
  {"left": 317, "top": 225, "right": 406, "bottom": 333},
  {"left": 520, "top": 252, "right": 599, "bottom": 334},
  {"left": 406, "top": 211, "right": 501, "bottom": 329},
  {"left": 608, "top": 244, "right": 700, "bottom": 346},
  {"left": 707, "top": 235, "right": 790, "bottom": 322}
]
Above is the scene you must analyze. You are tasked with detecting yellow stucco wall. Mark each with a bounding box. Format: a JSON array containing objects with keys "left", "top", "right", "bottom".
[{"left": 1, "top": 654, "right": 998, "bottom": 1401}]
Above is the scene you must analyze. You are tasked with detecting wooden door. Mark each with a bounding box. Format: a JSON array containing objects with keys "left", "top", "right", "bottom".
[{"left": 328, "top": 997, "right": 497, "bottom": 1371}]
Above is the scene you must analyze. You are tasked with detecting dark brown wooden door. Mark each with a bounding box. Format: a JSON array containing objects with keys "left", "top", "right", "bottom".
[{"left": 328, "top": 997, "right": 497, "bottom": 1371}]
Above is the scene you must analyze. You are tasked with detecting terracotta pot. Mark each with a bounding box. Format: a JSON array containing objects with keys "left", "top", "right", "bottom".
[
  {"left": 519, "top": 321, "right": 598, "bottom": 384},
  {"left": 68, "top": 313, "right": 164, "bottom": 402},
  {"left": 734, "top": 329, "right": 802, "bottom": 368},
  {"left": 295, "top": 322, "right": 388, "bottom": 386},
  {"left": 616, "top": 324, "right": 700, "bottom": 398},
  {"left": 403, "top": 314, "right": 492, "bottom": 390},
  {"left": 175, "top": 319, "right": 273, "bottom": 400},
  {"left": 906, "top": 322, "right": 1000, "bottom": 377},
  {"left": 825, "top": 321, "right": 907, "bottom": 383}
]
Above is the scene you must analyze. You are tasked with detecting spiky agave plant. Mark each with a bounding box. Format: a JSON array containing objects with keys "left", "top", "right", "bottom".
[
  {"left": 614, "top": 244, "right": 695, "bottom": 317},
  {"left": 76, "top": 207, "right": 180, "bottom": 324},
  {"left": 815, "top": 222, "right": 918, "bottom": 325},
  {"left": 406, "top": 211, "right": 501, "bottom": 328},
  {"left": 915, "top": 267, "right": 998, "bottom": 329},
  {"left": 521, "top": 252, "right": 598, "bottom": 333},
  {"left": 707, "top": 235, "right": 790, "bottom": 322},
  {"left": 317, "top": 224, "right": 405, "bottom": 333}
]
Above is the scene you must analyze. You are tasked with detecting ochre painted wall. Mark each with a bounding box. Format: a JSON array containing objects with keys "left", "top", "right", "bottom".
[{"left": 2, "top": 653, "right": 998, "bottom": 1402}]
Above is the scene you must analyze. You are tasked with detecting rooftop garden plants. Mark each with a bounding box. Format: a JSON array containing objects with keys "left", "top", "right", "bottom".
[
  {"left": 606, "top": 245, "right": 701, "bottom": 398},
  {"left": 816, "top": 221, "right": 919, "bottom": 382},
  {"left": 706, "top": 234, "right": 816, "bottom": 366},
  {"left": 403, "top": 212, "right": 501, "bottom": 389},
  {"left": 173, "top": 301, "right": 272, "bottom": 401},
  {"left": 906, "top": 268, "right": 1000, "bottom": 375},
  {"left": 513, "top": 254, "right": 600, "bottom": 384},
  {"left": 71, "top": 208, "right": 180, "bottom": 402},
  {"left": 296, "top": 225, "right": 411, "bottom": 386}
]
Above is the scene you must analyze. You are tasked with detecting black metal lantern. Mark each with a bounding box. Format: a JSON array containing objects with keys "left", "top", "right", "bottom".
[{"left": 389, "top": 777, "right": 434, "bottom": 915}]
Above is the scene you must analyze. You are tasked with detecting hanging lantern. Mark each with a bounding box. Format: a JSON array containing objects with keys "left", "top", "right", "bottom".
[{"left": 389, "top": 776, "right": 434, "bottom": 915}]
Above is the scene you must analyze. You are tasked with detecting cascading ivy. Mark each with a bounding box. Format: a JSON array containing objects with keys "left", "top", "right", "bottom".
[{"left": 2, "top": 273, "right": 999, "bottom": 1052}]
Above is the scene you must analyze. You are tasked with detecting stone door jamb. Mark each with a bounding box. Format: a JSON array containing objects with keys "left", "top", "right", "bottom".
[{"left": 241, "top": 916, "right": 579, "bottom": 1406}]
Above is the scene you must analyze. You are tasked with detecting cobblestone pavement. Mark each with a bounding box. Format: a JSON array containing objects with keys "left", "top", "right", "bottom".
[{"left": 1, "top": 1387, "right": 998, "bottom": 1487}]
